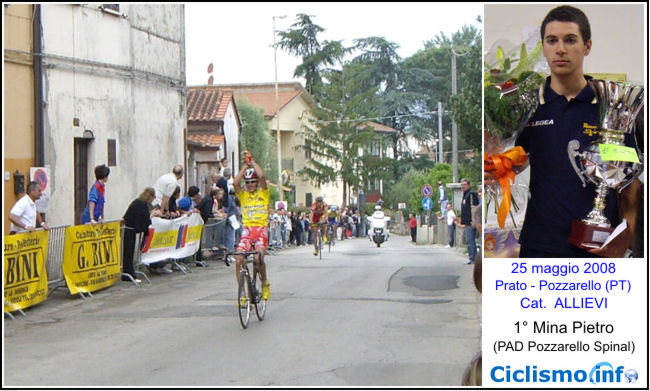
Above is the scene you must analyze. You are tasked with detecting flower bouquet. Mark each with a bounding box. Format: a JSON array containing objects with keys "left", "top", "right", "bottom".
[{"left": 484, "top": 42, "right": 546, "bottom": 229}]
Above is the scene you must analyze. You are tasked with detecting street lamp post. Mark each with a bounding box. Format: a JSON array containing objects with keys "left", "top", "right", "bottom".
[{"left": 273, "top": 15, "right": 287, "bottom": 201}]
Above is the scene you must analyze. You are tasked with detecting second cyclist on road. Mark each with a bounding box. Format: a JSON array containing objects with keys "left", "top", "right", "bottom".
[{"left": 309, "top": 196, "right": 328, "bottom": 256}]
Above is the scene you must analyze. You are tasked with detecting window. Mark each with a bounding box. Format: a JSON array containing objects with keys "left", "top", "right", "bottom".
[
  {"left": 281, "top": 158, "right": 294, "bottom": 172},
  {"left": 305, "top": 139, "right": 312, "bottom": 160},
  {"left": 107, "top": 139, "right": 117, "bottom": 166}
]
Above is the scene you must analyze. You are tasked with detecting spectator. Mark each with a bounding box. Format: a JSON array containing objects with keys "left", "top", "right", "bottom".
[
  {"left": 409, "top": 213, "right": 417, "bottom": 243},
  {"left": 216, "top": 168, "right": 232, "bottom": 209},
  {"left": 197, "top": 188, "right": 219, "bottom": 223},
  {"left": 438, "top": 181, "right": 449, "bottom": 215},
  {"left": 221, "top": 190, "right": 238, "bottom": 251},
  {"left": 353, "top": 210, "right": 361, "bottom": 237},
  {"left": 153, "top": 165, "right": 183, "bottom": 215},
  {"left": 9, "top": 181, "right": 49, "bottom": 234},
  {"left": 472, "top": 187, "right": 483, "bottom": 261},
  {"left": 193, "top": 188, "right": 220, "bottom": 265},
  {"left": 166, "top": 186, "right": 182, "bottom": 219},
  {"left": 234, "top": 197, "right": 243, "bottom": 245},
  {"left": 219, "top": 157, "right": 229, "bottom": 176},
  {"left": 211, "top": 187, "right": 226, "bottom": 219},
  {"left": 81, "top": 164, "right": 110, "bottom": 225},
  {"left": 302, "top": 213, "right": 312, "bottom": 245},
  {"left": 274, "top": 207, "right": 287, "bottom": 247},
  {"left": 458, "top": 179, "right": 479, "bottom": 264},
  {"left": 290, "top": 211, "right": 302, "bottom": 246},
  {"left": 122, "top": 187, "right": 156, "bottom": 280},
  {"left": 209, "top": 171, "right": 221, "bottom": 192},
  {"left": 446, "top": 204, "right": 457, "bottom": 248},
  {"left": 283, "top": 210, "right": 293, "bottom": 245},
  {"left": 177, "top": 186, "right": 201, "bottom": 215},
  {"left": 268, "top": 207, "right": 279, "bottom": 247}
]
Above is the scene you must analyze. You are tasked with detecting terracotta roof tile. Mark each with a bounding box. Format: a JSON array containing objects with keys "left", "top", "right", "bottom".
[
  {"left": 186, "top": 87, "right": 234, "bottom": 122},
  {"left": 211, "top": 82, "right": 311, "bottom": 116},
  {"left": 187, "top": 134, "right": 225, "bottom": 148}
]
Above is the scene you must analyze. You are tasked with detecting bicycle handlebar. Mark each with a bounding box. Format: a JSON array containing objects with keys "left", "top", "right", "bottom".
[{"left": 224, "top": 250, "right": 261, "bottom": 266}]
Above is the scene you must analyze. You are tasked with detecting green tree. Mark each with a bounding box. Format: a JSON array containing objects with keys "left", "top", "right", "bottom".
[
  {"left": 449, "top": 25, "right": 482, "bottom": 152},
  {"left": 237, "top": 100, "right": 272, "bottom": 175},
  {"left": 297, "top": 66, "right": 391, "bottom": 206},
  {"left": 276, "top": 13, "right": 349, "bottom": 101},
  {"left": 400, "top": 24, "right": 482, "bottom": 154},
  {"left": 383, "top": 167, "right": 427, "bottom": 212}
]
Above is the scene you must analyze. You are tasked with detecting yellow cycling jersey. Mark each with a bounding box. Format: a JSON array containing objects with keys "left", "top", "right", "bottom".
[{"left": 237, "top": 187, "right": 270, "bottom": 227}]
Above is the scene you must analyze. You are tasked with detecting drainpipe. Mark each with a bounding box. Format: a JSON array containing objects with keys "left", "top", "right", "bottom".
[{"left": 33, "top": 4, "right": 45, "bottom": 166}]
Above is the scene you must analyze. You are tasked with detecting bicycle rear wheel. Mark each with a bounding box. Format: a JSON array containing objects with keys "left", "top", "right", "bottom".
[
  {"left": 253, "top": 268, "right": 266, "bottom": 321},
  {"left": 328, "top": 229, "right": 332, "bottom": 253},
  {"left": 238, "top": 271, "right": 251, "bottom": 329}
]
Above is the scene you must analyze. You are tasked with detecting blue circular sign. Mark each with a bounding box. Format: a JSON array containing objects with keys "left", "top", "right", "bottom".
[{"left": 422, "top": 197, "right": 433, "bottom": 210}]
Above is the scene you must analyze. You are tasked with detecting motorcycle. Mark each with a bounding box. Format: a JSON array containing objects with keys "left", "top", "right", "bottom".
[{"left": 367, "top": 207, "right": 390, "bottom": 247}]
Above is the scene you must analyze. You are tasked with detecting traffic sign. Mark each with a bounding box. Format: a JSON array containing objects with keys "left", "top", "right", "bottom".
[
  {"left": 422, "top": 184, "right": 433, "bottom": 197},
  {"left": 422, "top": 197, "right": 433, "bottom": 211}
]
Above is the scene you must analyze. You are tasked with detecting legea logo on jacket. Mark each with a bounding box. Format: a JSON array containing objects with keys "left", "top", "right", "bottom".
[{"left": 530, "top": 119, "right": 554, "bottom": 127}]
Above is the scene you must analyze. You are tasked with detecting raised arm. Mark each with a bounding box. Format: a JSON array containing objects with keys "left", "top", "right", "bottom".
[
  {"left": 249, "top": 159, "right": 267, "bottom": 190},
  {"left": 233, "top": 164, "right": 247, "bottom": 194}
]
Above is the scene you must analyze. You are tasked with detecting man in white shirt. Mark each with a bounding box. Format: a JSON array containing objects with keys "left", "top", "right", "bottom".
[
  {"left": 446, "top": 203, "right": 457, "bottom": 248},
  {"left": 153, "top": 165, "right": 183, "bottom": 214},
  {"left": 438, "top": 181, "right": 448, "bottom": 215},
  {"left": 9, "top": 181, "right": 49, "bottom": 234}
]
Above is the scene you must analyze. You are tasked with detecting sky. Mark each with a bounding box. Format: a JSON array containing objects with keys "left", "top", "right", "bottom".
[{"left": 185, "top": 2, "right": 483, "bottom": 86}]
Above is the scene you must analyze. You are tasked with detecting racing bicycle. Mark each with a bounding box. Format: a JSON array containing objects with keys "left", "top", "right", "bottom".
[{"left": 225, "top": 251, "right": 267, "bottom": 329}]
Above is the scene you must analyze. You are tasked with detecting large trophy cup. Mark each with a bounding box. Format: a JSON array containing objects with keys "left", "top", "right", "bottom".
[{"left": 567, "top": 79, "right": 644, "bottom": 249}]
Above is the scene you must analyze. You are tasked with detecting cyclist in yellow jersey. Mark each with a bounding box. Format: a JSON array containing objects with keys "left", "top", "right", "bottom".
[{"left": 233, "top": 154, "right": 271, "bottom": 303}]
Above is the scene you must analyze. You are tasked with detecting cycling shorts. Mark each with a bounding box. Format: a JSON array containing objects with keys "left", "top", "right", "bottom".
[
  {"left": 311, "top": 213, "right": 325, "bottom": 225},
  {"left": 236, "top": 226, "right": 268, "bottom": 252}
]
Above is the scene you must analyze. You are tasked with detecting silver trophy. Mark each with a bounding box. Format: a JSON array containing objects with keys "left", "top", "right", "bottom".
[{"left": 567, "top": 79, "right": 644, "bottom": 249}]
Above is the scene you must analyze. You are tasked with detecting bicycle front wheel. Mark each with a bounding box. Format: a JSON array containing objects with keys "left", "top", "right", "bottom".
[
  {"left": 253, "top": 269, "right": 266, "bottom": 321},
  {"left": 238, "top": 272, "right": 251, "bottom": 329},
  {"left": 318, "top": 233, "right": 322, "bottom": 259}
]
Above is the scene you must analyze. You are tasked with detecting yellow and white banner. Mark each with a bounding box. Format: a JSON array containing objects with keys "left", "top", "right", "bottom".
[
  {"left": 4, "top": 230, "right": 49, "bottom": 313},
  {"left": 140, "top": 214, "right": 204, "bottom": 265},
  {"left": 62, "top": 221, "right": 121, "bottom": 294}
]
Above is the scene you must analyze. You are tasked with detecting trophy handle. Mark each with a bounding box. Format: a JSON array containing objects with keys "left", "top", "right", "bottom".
[
  {"left": 618, "top": 154, "right": 644, "bottom": 193},
  {"left": 568, "top": 140, "right": 587, "bottom": 187}
]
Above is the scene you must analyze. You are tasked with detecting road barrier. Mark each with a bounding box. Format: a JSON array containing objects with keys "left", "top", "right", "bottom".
[
  {"left": 4, "top": 214, "right": 278, "bottom": 318},
  {"left": 45, "top": 224, "right": 69, "bottom": 288}
]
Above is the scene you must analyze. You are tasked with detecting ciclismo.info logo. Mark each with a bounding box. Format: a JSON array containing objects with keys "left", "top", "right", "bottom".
[{"left": 490, "top": 362, "right": 639, "bottom": 384}]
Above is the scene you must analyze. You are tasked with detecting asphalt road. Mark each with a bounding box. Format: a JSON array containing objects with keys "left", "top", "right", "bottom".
[{"left": 3, "top": 234, "right": 481, "bottom": 387}]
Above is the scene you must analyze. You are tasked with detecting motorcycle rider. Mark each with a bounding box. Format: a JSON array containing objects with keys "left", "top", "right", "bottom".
[{"left": 368, "top": 205, "right": 390, "bottom": 244}]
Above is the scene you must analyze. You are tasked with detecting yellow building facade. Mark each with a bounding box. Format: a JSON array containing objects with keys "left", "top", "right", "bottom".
[{"left": 3, "top": 4, "right": 35, "bottom": 235}]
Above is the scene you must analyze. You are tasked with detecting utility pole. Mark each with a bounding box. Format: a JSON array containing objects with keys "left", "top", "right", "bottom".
[
  {"left": 438, "top": 101, "right": 443, "bottom": 164},
  {"left": 273, "top": 15, "right": 287, "bottom": 200},
  {"left": 451, "top": 48, "right": 459, "bottom": 182}
]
